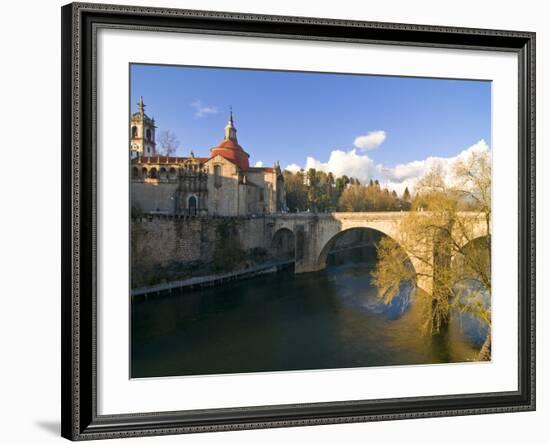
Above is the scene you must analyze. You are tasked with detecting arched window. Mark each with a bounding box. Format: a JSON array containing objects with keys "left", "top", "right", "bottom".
[
  {"left": 141, "top": 167, "right": 148, "bottom": 178},
  {"left": 159, "top": 167, "right": 167, "bottom": 180},
  {"left": 149, "top": 168, "right": 157, "bottom": 179},
  {"left": 131, "top": 126, "right": 137, "bottom": 138},
  {"left": 146, "top": 129, "right": 151, "bottom": 141},
  {"left": 132, "top": 167, "right": 139, "bottom": 179},
  {"left": 214, "top": 164, "right": 222, "bottom": 188},
  {"left": 168, "top": 167, "right": 177, "bottom": 180},
  {"left": 188, "top": 195, "right": 197, "bottom": 216}
]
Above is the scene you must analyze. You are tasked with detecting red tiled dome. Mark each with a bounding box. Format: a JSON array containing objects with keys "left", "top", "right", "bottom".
[{"left": 210, "top": 139, "right": 250, "bottom": 170}]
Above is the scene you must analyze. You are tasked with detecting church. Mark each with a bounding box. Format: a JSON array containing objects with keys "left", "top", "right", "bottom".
[{"left": 130, "top": 98, "right": 286, "bottom": 217}]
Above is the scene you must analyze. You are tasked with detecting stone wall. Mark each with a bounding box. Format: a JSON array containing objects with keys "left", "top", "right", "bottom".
[
  {"left": 131, "top": 215, "right": 275, "bottom": 284},
  {"left": 132, "top": 182, "right": 179, "bottom": 214}
]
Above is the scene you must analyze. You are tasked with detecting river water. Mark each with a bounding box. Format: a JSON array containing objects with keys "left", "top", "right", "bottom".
[{"left": 131, "top": 249, "right": 487, "bottom": 378}]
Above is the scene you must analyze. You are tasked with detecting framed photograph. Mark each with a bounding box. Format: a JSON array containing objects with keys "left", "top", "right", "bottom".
[{"left": 61, "top": 2, "right": 535, "bottom": 440}]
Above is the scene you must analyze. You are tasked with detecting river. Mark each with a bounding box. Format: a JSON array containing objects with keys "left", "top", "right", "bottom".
[{"left": 131, "top": 248, "right": 488, "bottom": 378}]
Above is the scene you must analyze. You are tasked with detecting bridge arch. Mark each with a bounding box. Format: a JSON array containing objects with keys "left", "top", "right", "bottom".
[
  {"left": 271, "top": 227, "right": 295, "bottom": 260},
  {"left": 459, "top": 235, "right": 490, "bottom": 252},
  {"left": 452, "top": 235, "right": 491, "bottom": 285},
  {"left": 450, "top": 235, "right": 491, "bottom": 350},
  {"left": 267, "top": 212, "right": 485, "bottom": 296},
  {"left": 317, "top": 227, "right": 417, "bottom": 280}
]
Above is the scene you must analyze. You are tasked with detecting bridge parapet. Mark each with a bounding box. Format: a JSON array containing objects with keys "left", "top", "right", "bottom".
[{"left": 268, "top": 211, "right": 487, "bottom": 296}]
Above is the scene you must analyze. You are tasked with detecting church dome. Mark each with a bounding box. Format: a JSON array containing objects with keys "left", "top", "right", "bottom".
[{"left": 209, "top": 110, "right": 250, "bottom": 170}]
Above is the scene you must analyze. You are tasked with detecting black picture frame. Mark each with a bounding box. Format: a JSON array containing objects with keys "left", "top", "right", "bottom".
[{"left": 61, "top": 2, "right": 536, "bottom": 440}]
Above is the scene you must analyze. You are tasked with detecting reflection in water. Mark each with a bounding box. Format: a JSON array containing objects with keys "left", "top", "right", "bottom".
[
  {"left": 452, "top": 280, "right": 490, "bottom": 347},
  {"left": 131, "top": 247, "right": 486, "bottom": 378}
]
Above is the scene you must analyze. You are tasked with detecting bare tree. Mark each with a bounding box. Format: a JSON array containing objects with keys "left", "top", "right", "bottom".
[
  {"left": 371, "top": 151, "right": 491, "bottom": 359},
  {"left": 158, "top": 130, "right": 180, "bottom": 156}
]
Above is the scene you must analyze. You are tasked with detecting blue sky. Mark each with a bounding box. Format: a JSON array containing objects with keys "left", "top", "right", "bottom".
[{"left": 130, "top": 64, "right": 491, "bottom": 192}]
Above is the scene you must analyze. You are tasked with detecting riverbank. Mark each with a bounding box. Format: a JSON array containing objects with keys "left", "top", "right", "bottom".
[{"left": 131, "top": 259, "right": 294, "bottom": 298}]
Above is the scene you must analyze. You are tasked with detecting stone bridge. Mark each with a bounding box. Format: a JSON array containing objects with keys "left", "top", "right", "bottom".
[{"left": 267, "top": 212, "right": 487, "bottom": 295}]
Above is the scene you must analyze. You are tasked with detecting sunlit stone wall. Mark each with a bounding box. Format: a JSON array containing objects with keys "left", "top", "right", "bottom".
[{"left": 130, "top": 215, "right": 274, "bottom": 276}]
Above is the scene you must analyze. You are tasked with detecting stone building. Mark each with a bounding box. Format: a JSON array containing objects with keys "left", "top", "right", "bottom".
[{"left": 131, "top": 99, "right": 286, "bottom": 216}]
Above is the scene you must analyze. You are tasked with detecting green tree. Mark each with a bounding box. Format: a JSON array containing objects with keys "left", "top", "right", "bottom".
[
  {"left": 327, "top": 172, "right": 337, "bottom": 209},
  {"left": 337, "top": 184, "right": 368, "bottom": 211},
  {"left": 283, "top": 170, "right": 307, "bottom": 212},
  {"left": 285, "top": 170, "right": 407, "bottom": 214},
  {"left": 402, "top": 187, "right": 411, "bottom": 202},
  {"left": 341, "top": 175, "right": 350, "bottom": 188}
]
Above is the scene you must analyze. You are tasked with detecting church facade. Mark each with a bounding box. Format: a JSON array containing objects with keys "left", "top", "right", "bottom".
[{"left": 130, "top": 98, "right": 286, "bottom": 217}]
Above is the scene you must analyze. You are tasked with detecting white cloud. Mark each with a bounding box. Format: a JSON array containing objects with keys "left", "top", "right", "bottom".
[
  {"left": 305, "top": 149, "right": 378, "bottom": 181},
  {"left": 254, "top": 161, "right": 264, "bottom": 167},
  {"left": 191, "top": 100, "right": 218, "bottom": 118},
  {"left": 378, "top": 160, "right": 426, "bottom": 182},
  {"left": 379, "top": 139, "right": 490, "bottom": 193},
  {"left": 288, "top": 139, "right": 490, "bottom": 195},
  {"left": 353, "top": 130, "right": 386, "bottom": 151},
  {"left": 285, "top": 163, "right": 302, "bottom": 173}
]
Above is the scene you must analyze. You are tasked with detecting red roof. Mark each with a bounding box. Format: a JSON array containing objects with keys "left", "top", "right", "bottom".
[
  {"left": 215, "top": 139, "right": 245, "bottom": 151},
  {"left": 210, "top": 139, "right": 250, "bottom": 170},
  {"left": 133, "top": 155, "right": 210, "bottom": 164},
  {"left": 133, "top": 148, "right": 271, "bottom": 174}
]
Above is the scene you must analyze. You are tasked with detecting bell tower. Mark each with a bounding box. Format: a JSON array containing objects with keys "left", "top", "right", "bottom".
[{"left": 130, "top": 96, "right": 156, "bottom": 158}]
